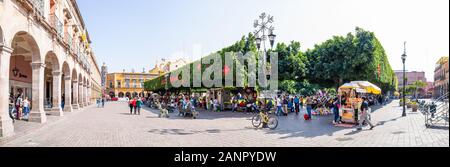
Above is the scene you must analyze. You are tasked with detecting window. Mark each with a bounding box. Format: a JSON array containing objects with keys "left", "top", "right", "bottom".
[
  {"left": 125, "top": 79, "right": 130, "bottom": 88},
  {"left": 117, "top": 81, "right": 121, "bottom": 88},
  {"left": 132, "top": 79, "right": 137, "bottom": 88},
  {"left": 109, "top": 82, "right": 113, "bottom": 88}
]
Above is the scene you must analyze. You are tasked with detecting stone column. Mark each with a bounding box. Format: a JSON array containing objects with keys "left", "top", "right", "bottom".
[
  {"left": 64, "top": 76, "right": 73, "bottom": 112},
  {"left": 87, "top": 85, "right": 91, "bottom": 105},
  {"left": 51, "top": 71, "right": 63, "bottom": 116},
  {"left": 78, "top": 82, "right": 84, "bottom": 108},
  {"left": 72, "top": 80, "right": 79, "bottom": 109},
  {"left": 29, "top": 62, "right": 47, "bottom": 123},
  {"left": 84, "top": 84, "right": 88, "bottom": 106},
  {"left": 0, "top": 45, "right": 14, "bottom": 137}
]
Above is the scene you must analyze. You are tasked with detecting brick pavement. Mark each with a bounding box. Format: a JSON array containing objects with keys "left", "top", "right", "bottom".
[{"left": 0, "top": 100, "right": 448, "bottom": 147}]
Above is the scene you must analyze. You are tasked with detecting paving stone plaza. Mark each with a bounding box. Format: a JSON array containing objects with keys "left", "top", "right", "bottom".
[{"left": 1, "top": 100, "right": 448, "bottom": 147}]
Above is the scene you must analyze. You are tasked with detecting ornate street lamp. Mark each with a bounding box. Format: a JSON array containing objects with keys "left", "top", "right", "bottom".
[
  {"left": 253, "top": 12, "right": 276, "bottom": 52},
  {"left": 268, "top": 30, "right": 276, "bottom": 49},
  {"left": 255, "top": 37, "right": 262, "bottom": 50},
  {"left": 402, "top": 41, "right": 407, "bottom": 117}
]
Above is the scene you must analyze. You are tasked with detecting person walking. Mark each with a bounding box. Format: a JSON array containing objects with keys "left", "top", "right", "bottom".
[
  {"left": 15, "top": 94, "right": 23, "bottom": 120},
  {"left": 332, "top": 98, "right": 340, "bottom": 125},
  {"left": 101, "top": 97, "right": 105, "bottom": 108},
  {"left": 97, "top": 98, "right": 101, "bottom": 108},
  {"left": 61, "top": 93, "right": 65, "bottom": 110},
  {"left": 294, "top": 96, "right": 300, "bottom": 115},
  {"left": 136, "top": 97, "right": 142, "bottom": 115},
  {"left": 282, "top": 96, "right": 288, "bottom": 116},
  {"left": 306, "top": 96, "right": 313, "bottom": 120},
  {"left": 22, "top": 97, "right": 30, "bottom": 120},
  {"left": 276, "top": 97, "right": 282, "bottom": 116},
  {"left": 357, "top": 97, "right": 375, "bottom": 130},
  {"left": 132, "top": 97, "right": 138, "bottom": 115},
  {"left": 128, "top": 98, "right": 134, "bottom": 115}
]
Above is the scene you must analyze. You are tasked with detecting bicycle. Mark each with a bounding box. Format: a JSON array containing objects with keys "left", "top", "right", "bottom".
[{"left": 251, "top": 105, "right": 278, "bottom": 130}]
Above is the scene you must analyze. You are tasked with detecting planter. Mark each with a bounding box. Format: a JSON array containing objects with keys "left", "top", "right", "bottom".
[
  {"left": 406, "top": 103, "right": 412, "bottom": 108},
  {"left": 412, "top": 106, "right": 418, "bottom": 112}
]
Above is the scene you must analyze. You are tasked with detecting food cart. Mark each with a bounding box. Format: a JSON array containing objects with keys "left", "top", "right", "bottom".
[{"left": 338, "top": 81, "right": 382, "bottom": 124}]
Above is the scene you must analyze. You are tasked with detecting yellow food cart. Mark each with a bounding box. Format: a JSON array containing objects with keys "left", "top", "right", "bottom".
[{"left": 338, "top": 81, "right": 382, "bottom": 124}]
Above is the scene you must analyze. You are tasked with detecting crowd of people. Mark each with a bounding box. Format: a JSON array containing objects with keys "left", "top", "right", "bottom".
[
  {"left": 8, "top": 93, "right": 31, "bottom": 121},
  {"left": 132, "top": 89, "right": 384, "bottom": 131}
]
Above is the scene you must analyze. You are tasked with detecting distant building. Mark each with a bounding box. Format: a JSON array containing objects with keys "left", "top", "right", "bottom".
[
  {"left": 395, "top": 71, "right": 428, "bottom": 97},
  {"left": 101, "top": 63, "right": 108, "bottom": 88},
  {"left": 425, "top": 82, "right": 434, "bottom": 98},
  {"left": 434, "top": 57, "right": 449, "bottom": 98},
  {"left": 106, "top": 70, "right": 160, "bottom": 98},
  {"left": 156, "top": 58, "right": 190, "bottom": 74}
]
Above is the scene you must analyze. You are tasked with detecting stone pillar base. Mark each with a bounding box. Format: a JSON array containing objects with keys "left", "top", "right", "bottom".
[
  {"left": 0, "top": 118, "right": 14, "bottom": 137},
  {"left": 51, "top": 107, "right": 64, "bottom": 116},
  {"left": 72, "top": 104, "right": 79, "bottom": 110},
  {"left": 64, "top": 105, "right": 73, "bottom": 112},
  {"left": 29, "top": 110, "right": 47, "bottom": 123}
]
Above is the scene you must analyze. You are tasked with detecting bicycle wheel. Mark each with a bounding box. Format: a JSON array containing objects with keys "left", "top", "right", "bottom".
[
  {"left": 252, "top": 114, "right": 262, "bottom": 128},
  {"left": 267, "top": 116, "right": 278, "bottom": 130}
]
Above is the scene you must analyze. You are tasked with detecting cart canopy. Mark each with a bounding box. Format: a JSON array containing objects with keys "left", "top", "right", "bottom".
[{"left": 350, "top": 81, "right": 382, "bottom": 95}]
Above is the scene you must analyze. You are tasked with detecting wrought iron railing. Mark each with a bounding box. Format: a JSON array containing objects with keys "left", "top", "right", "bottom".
[
  {"left": 49, "top": 14, "right": 63, "bottom": 38},
  {"left": 28, "top": 0, "right": 44, "bottom": 17}
]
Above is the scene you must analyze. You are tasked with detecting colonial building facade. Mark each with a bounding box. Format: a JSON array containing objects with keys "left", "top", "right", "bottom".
[
  {"left": 1, "top": 0, "right": 101, "bottom": 137},
  {"left": 106, "top": 69, "right": 160, "bottom": 99},
  {"left": 434, "top": 57, "right": 449, "bottom": 98}
]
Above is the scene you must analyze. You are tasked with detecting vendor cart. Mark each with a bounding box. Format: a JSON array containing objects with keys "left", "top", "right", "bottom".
[{"left": 338, "top": 81, "right": 382, "bottom": 124}]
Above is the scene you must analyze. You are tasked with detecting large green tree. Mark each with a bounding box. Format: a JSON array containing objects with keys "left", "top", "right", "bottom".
[{"left": 306, "top": 27, "right": 397, "bottom": 92}]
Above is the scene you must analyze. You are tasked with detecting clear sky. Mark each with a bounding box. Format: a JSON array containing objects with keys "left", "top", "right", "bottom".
[{"left": 77, "top": 0, "right": 449, "bottom": 81}]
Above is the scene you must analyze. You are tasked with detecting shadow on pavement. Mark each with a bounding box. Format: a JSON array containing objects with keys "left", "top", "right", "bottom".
[{"left": 142, "top": 106, "right": 255, "bottom": 121}]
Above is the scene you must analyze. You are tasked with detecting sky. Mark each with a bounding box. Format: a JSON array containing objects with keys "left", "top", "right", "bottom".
[{"left": 77, "top": 0, "right": 449, "bottom": 81}]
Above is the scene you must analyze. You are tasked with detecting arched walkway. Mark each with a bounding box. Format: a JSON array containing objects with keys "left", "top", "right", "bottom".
[
  {"left": 44, "top": 51, "right": 63, "bottom": 116},
  {"left": 72, "top": 69, "right": 79, "bottom": 109},
  {"left": 10, "top": 31, "right": 46, "bottom": 123},
  {"left": 62, "top": 62, "right": 72, "bottom": 112}
]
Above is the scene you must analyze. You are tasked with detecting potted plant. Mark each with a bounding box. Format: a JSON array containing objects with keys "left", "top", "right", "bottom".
[
  {"left": 406, "top": 101, "right": 412, "bottom": 108},
  {"left": 400, "top": 99, "right": 410, "bottom": 106},
  {"left": 411, "top": 102, "right": 418, "bottom": 112}
]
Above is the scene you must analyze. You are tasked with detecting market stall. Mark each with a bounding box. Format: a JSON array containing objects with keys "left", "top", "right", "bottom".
[{"left": 338, "top": 81, "right": 382, "bottom": 124}]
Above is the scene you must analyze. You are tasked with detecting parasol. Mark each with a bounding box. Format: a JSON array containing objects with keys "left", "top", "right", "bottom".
[{"left": 351, "top": 81, "right": 382, "bottom": 95}]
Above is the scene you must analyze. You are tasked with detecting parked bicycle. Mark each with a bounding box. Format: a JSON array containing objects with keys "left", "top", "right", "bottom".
[{"left": 251, "top": 104, "right": 278, "bottom": 130}]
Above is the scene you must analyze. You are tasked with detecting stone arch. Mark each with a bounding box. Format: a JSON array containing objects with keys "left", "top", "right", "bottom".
[
  {"left": 118, "top": 92, "right": 125, "bottom": 98},
  {"left": 125, "top": 92, "right": 131, "bottom": 98},
  {"left": 11, "top": 31, "right": 41, "bottom": 63},
  {"left": 44, "top": 51, "right": 60, "bottom": 72},
  {"left": 61, "top": 62, "right": 71, "bottom": 111},
  {"left": 43, "top": 51, "right": 62, "bottom": 111}
]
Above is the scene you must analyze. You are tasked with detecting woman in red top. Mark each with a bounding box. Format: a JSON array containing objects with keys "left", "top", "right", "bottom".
[{"left": 132, "top": 97, "right": 138, "bottom": 115}]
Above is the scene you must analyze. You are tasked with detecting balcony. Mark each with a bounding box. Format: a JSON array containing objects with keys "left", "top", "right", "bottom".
[
  {"left": 67, "top": 35, "right": 73, "bottom": 49},
  {"left": 49, "top": 14, "right": 63, "bottom": 38},
  {"left": 28, "top": 0, "right": 44, "bottom": 17}
]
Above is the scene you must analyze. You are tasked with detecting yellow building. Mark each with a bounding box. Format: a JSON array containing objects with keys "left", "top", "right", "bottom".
[{"left": 106, "top": 66, "right": 164, "bottom": 98}]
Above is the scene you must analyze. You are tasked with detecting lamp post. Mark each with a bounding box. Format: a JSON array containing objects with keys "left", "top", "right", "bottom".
[
  {"left": 402, "top": 42, "right": 407, "bottom": 117},
  {"left": 254, "top": 13, "right": 276, "bottom": 128},
  {"left": 254, "top": 12, "right": 276, "bottom": 52}
]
